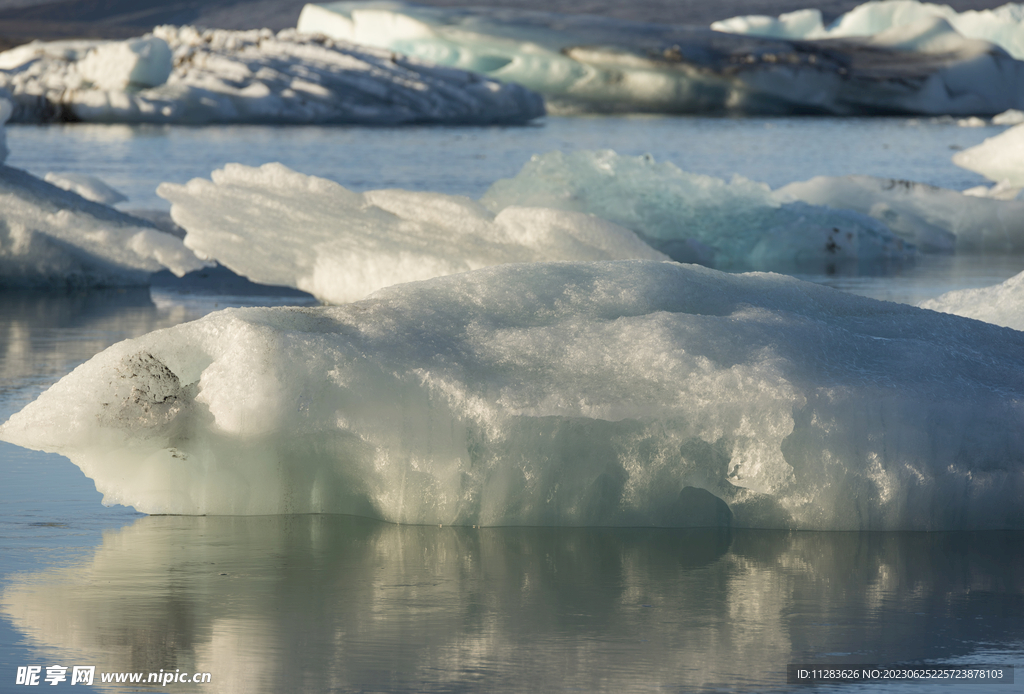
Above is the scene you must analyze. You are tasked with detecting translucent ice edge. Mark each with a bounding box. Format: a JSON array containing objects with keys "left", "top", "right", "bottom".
[
  {"left": 2, "top": 261, "right": 1023, "bottom": 530},
  {"left": 298, "top": 1, "right": 1024, "bottom": 116},
  {"left": 0, "top": 26, "right": 543, "bottom": 125}
]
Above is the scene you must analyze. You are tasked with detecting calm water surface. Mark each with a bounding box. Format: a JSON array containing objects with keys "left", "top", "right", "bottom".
[{"left": 2, "top": 116, "right": 1023, "bottom": 692}]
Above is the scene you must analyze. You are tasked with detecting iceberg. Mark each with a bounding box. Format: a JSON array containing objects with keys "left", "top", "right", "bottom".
[
  {"left": 713, "top": 0, "right": 1024, "bottom": 61},
  {"left": 296, "top": 1, "right": 1024, "bottom": 115},
  {"left": 480, "top": 150, "right": 914, "bottom": 270},
  {"left": 157, "top": 162, "right": 667, "bottom": 304},
  {"left": 919, "top": 270, "right": 1024, "bottom": 329},
  {"left": 952, "top": 122, "right": 1024, "bottom": 189},
  {"left": 2, "top": 261, "right": 1023, "bottom": 530},
  {"left": 0, "top": 26, "right": 543, "bottom": 125},
  {"left": 777, "top": 174, "right": 1024, "bottom": 251}
]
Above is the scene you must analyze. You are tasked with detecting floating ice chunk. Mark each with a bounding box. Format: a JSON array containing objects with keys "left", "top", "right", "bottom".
[
  {"left": 778, "top": 174, "right": 1024, "bottom": 251},
  {"left": 298, "top": 1, "right": 1024, "bottom": 115},
  {"left": 919, "top": 270, "right": 1024, "bottom": 329},
  {"left": 993, "top": 108, "right": 1024, "bottom": 124},
  {"left": 3, "top": 261, "right": 1023, "bottom": 530},
  {"left": 0, "top": 26, "right": 542, "bottom": 125},
  {"left": 43, "top": 172, "right": 128, "bottom": 206},
  {"left": 0, "top": 165, "right": 208, "bottom": 288},
  {"left": 953, "top": 123, "right": 1024, "bottom": 186},
  {"left": 157, "top": 162, "right": 665, "bottom": 304},
  {"left": 75, "top": 36, "right": 173, "bottom": 91},
  {"left": 714, "top": 0, "right": 1024, "bottom": 61},
  {"left": 710, "top": 9, "right": 828, "bottom": 40},
  {"left": 480, "top": 150, "right": 913, "bottom": 270}
]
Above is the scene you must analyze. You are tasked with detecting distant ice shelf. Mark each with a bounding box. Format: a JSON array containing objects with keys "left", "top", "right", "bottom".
[
  {"left": 2, "top": 261, "right": 1022, "bottom": 530},
  {"left": 297, "top": 1, "right": 1024, "bottom": 115},
  {"left": 0, "top": 26, "right": 543, "bottom": 124}
]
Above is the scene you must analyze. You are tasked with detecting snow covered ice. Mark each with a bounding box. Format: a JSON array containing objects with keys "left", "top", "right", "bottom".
[
  {"left": 2, "top": 261, "right": 1023, "bottom": 530},
  {"left": 158, "top": 162, "right": 666, "bottom": 304},
  {"left": 480, "top": 150, "right": 914, "bottom": 270},
  {"left": 298, "top": 1, "right": 1024, "bottom": 115},
  {"left": 0, "top": 96, "right": 207, "bottom": 288},
  {"left": 0, "top": 26, "right": 543, "bottom": 125}
]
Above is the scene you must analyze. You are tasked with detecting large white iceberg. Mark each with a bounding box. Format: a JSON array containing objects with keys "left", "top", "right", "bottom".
[
  {"left": 0, "top": 26, "right": 543, "bottom": 124},
  {"left": 952, "top": 122, "right": 1024, "bottom": 189},
  {"left": 157, "top": 162, "right": 666, "bottom": 304},
  {"left": 480, "top": 150, "right": 914, "bottom": 270},
  {"left": 919, "top": 270, "right": 1024, "bottom": 329},
  {"left": 297, "top": 1, "right": 1024, "bottom": 115},
  {"left": 713, "top": 0, "right": 1024, "bottom": 61},
  {"left": 777, "top": 174, "right": 1024, "bottom": 251},
  {"left": 0, "top": 164, "right": 207, "bottom": 289},
  {"left": 2, "top": 261, "right": 1023, "bottom": 530}
]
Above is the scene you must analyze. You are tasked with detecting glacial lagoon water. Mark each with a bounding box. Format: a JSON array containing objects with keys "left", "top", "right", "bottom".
[{"left": 2, "top": 115, "right": 1024, "bottom": 692}]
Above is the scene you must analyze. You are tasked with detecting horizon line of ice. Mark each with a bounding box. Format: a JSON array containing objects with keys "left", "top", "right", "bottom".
[
  {"left": 297, "top": 1, "right": 1024, "bottom": 116},
  {"left": 0, "top": 26, "right": 543, "bottom": 125},
  {"left": 2, "top": 261, "right": 1022, "bottom": 530}
]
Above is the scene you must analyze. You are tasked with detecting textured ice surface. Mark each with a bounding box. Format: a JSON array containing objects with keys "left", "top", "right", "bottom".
[
  {"left": 953, "top": 123, "right": 1024, "bottom": 188},
  {"left": 3, "top": 261, "right": 1023, "bottom": 530},
  {"left": 714, "top": 0, "right": 1024, "bottom": 60},
  {"left": 920, "top": 270, "right": 1024, "bottom": 329},
  {"left": 778, "top": 174, "right": 1024, "bottom": 251},
  {"left": 0, "top": 165, "right": 207, "bottom": 288},
  {"left": 0, "top": 26, "right": 543, "bottom": 124},
  {"left": 157, "top": 162, "right": 666, "bottom": 304},
  {"left": 297, "top": 1, "right": 1024, "bottom": 115},
  {"left": 43, "top": 172, "right": 128, "bottom": 206},
  {"left": 480, "top": 150, "right": 913, "bottom": 271}
]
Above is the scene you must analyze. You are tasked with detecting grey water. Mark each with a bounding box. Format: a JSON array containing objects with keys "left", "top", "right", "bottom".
[{"left": 2, "top": 115, "right": 1024, "bottom": 692}]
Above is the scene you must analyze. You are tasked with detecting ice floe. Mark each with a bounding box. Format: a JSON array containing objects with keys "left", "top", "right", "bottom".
[
  {"left": 157, "top": 162, "right": 666, "bottom": 304},
  {"left": 952, "top": 122, "right": 1024, "bottom": 190},
  {"left": 480, "top": 150, "right": 914, "bottom": 270},
  {"left": 777, "top": 174, "right": 1024, "bottom": 251},
  {"left": 919, "top": 270, "right": 1024, "bottom": 329},
  {"left": 2, "top": 261, "right": 1023, "bottom": 529},
  {"left": 713, "top": 0, "right": 1024, "bottom": 60},
  {"left": 0, "top": 26, "right": 543, "bottom": 125},
  {"left": 297, "top": 1, "right": 1024, "bottom": 115},
  {"left": 0, "top": 118, "right": 207, "bottom": 288}
]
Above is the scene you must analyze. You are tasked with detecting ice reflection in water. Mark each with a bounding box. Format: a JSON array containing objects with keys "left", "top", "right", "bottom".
[{"left": 3, "top": 516, "right": 1022, "bottom": 693}]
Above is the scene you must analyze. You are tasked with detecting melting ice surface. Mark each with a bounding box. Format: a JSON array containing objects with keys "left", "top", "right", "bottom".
[
  {"left": 920, "top": 269, "right": 1024, "bottom": 329},
  {"left": 0, "top": 26, "right": 543, "bottom": 125},
  {"left": 158, "top": 162, "right": 666, "bottom": 304},
  {"left": 2, "top": 261, "right": 1023, "bottom": 530},
  {"left": 298, "top": 0, "right": 1024, "bottom": 115}
]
